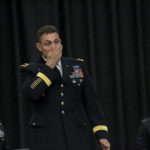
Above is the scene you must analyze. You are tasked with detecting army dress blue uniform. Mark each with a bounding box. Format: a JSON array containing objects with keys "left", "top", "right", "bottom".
[{"left": 20, "top": 56, "right": 109, "bottom": 150}]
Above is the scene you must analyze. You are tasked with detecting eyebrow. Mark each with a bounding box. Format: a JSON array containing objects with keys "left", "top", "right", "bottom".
[
  {"left": 44, "top": 39, "right": 59, "bottom": 42},
  {"left": 45, "top": 40, "right": 51, "bottom": 42}
]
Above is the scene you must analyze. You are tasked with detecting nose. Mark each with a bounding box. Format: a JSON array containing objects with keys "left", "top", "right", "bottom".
[{"left": 51, "top": 43, "right": 55, "bottom": 49}]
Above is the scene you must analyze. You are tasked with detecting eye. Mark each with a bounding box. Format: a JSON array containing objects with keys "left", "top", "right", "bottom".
[
  {"left": 44, "top": 41, "right": 52, "bottom": 46},
  {"left": 54, "top": 39, "right": 60, "bottom": 44}
]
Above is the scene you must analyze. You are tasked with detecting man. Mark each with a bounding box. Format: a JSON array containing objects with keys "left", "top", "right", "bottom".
[
  {"left": 20, "top": 25, "right": 110, "bottom": 150},
  {"left": 136, "top": 117, "right": 150, "bottom": 150}
]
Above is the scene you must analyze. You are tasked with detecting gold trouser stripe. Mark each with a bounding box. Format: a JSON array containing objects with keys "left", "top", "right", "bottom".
[
  {"left": 30, "top": 78, "right": 42, "bottom": 89},
  {"left": 93, "top": 125, "right": 108, "bottom": 133},
  {"left": 36, "top": 72, "right": 52, "bottom": 86}
]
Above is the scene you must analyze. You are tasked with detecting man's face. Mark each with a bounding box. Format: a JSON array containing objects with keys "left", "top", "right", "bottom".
[{"left": 36, "top": 32, "right": 61, "bottom": 58}]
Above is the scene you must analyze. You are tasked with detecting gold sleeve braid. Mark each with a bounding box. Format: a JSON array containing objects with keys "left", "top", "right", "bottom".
[
  {"left": 93, "top": 125, "right": 108, "bottom": 133},
  {"left": 36, "top": 72, "right": 52, "bottom": 86}
]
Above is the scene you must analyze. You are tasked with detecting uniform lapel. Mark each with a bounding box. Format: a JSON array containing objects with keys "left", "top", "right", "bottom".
[{"left": 62, "top": 57, "right": 72, "bottom": 83}]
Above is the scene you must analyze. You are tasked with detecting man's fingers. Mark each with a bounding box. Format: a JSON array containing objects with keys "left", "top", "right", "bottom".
[
  {"left": 99, "top": 139, "right": 110, "bottom": 150},
  {"left": 45, "top": 43, "right": 62, "bottom": 68}
]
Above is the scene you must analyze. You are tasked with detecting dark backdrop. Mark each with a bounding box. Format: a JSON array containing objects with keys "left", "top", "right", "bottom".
[{"left": 0, "top": 0, "right": 150, "bottom": 150}]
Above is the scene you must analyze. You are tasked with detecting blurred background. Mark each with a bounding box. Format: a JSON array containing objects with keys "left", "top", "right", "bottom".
[{"left": 0, "top": 0, "right": 150, "bottom": 149}]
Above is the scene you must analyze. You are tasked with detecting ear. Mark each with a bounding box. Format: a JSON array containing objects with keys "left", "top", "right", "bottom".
[{"left": 36, "top": 42, "right": 41, "bottom": 52}]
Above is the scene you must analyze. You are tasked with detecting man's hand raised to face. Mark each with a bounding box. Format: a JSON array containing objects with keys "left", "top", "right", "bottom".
[{"left": 46, "top": 44, "right": 63, "bottom": 69}]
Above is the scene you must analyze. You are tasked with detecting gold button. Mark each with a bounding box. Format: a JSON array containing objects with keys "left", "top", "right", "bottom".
[
  {"left": 61, "top": 110, "right": 65, "bottom": 114},
  {"left": 61, "top": 101, "right": 64, "bottom": 105},
  {"left": 32, "top": 122, "right": 36, "bottom": 126},
  {"left": 60, "top": 84, "right": 64, "bottom": 87},
  {"left": 60, "top": 92, "right": 64, "bottom": 96}
]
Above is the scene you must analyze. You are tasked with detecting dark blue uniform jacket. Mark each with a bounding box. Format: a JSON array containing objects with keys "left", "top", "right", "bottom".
[{"left": 20, "top": 56, "right": 109, "bottom": 150}]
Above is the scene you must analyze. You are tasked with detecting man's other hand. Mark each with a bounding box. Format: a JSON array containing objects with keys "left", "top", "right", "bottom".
[{"left": 99, "top": 139, "right": 110, "bottom": 150}]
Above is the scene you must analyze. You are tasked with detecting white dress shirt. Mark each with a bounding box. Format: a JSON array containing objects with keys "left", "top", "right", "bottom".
[{"left": 56, "top": 60, "right": 63, "bottom": 77}]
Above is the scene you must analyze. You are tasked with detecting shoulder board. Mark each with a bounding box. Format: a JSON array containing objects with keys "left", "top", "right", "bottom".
[
  {"left": 0, "top": 122, "right": 2, "bottom": 126},
  {"left": 77, "top": 58, "right": 84, "bottom": 62},
  {"left": 20, "top": 63, "right": 29, "bottom": 68},
  {"left": 20, "top": 62, "right": 40, "bottom": 74}
]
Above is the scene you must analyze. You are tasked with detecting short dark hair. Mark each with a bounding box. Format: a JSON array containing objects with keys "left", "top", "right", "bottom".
[{"left": 37, "top": 25, "right": 59, "bottom": 42}]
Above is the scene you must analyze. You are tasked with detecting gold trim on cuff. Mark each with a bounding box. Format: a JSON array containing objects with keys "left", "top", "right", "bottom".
[
  {"left": 36, "top": 72, "right": 52, "bottom": 86},
  {"left": 93, "top": 125, "right": 108, "bottom": 133}
]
